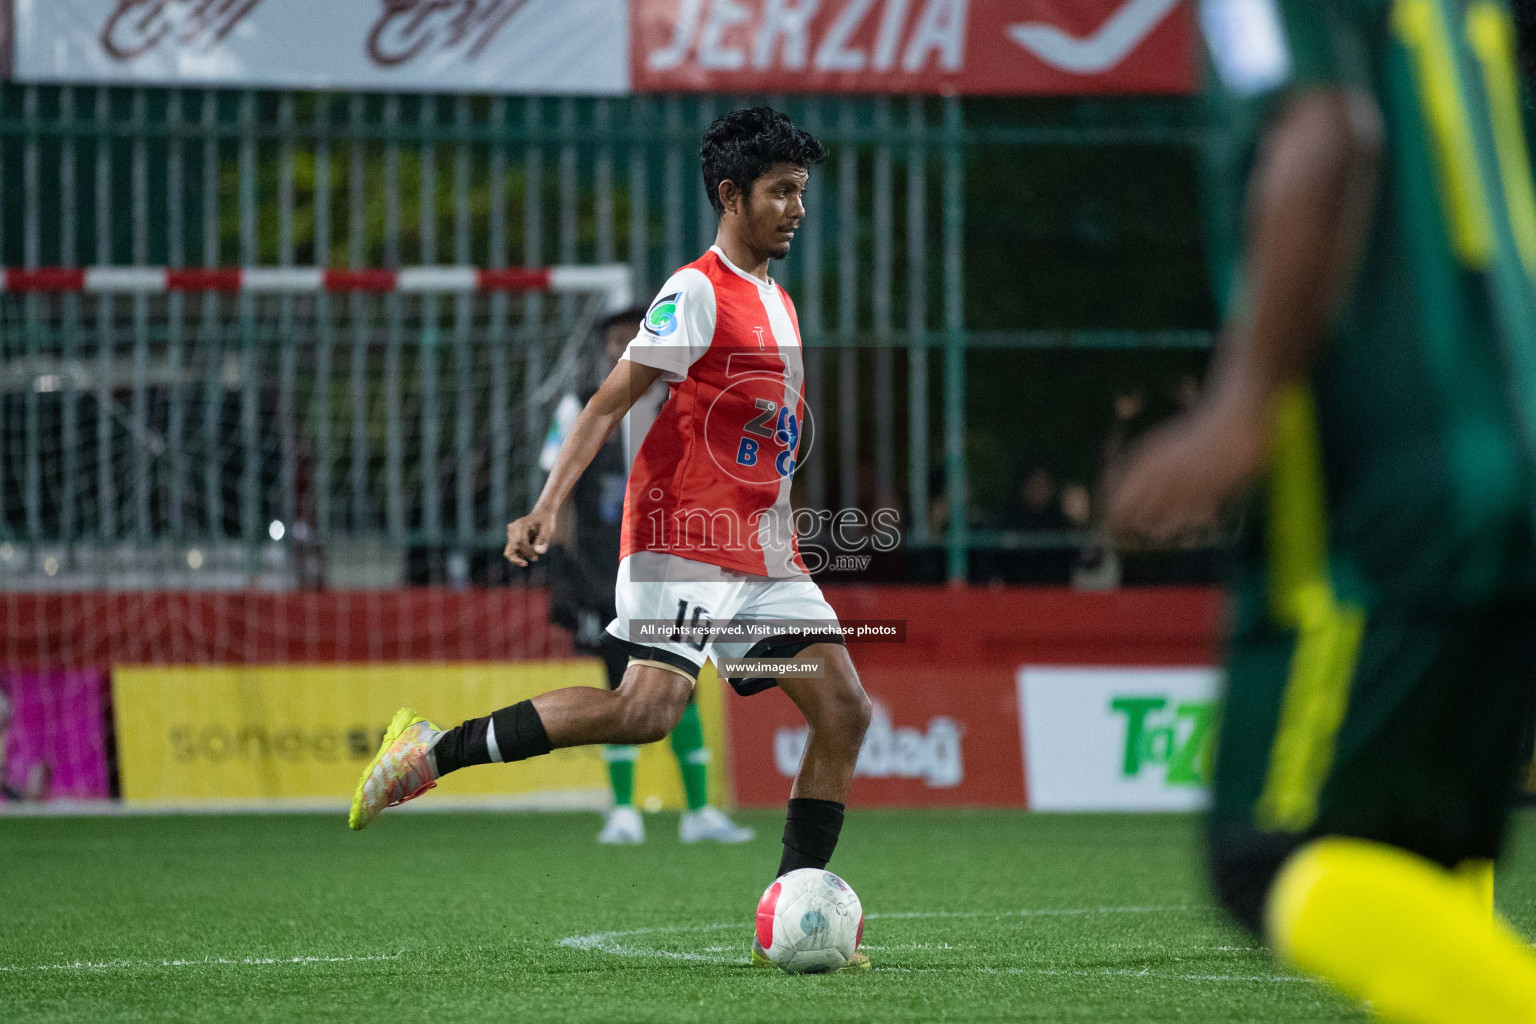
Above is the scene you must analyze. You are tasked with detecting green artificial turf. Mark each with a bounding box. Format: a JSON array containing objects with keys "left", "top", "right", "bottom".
[{"left": 4, "top": 809, "right": 1535, "bottom": 1023}]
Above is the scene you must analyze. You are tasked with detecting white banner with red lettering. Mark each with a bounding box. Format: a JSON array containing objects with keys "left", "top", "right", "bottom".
[
  {"left": 10, "top": 0, "right": 631, "bottom": 94},
  {"left": 8, "top": 0, "right": 1196, "bottom": 95}
]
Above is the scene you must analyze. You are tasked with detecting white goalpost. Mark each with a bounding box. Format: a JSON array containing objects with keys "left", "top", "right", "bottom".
[{"left": 0, "top": 263, "right": 634, "bottom": 594}]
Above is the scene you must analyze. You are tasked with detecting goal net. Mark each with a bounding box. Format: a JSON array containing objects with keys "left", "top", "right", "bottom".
[
  {"left": 0, "top": 262, "right": 734, "bottom": 813},
  {"left": 0, "top": 264, "right": 633, "bottom": 669}
]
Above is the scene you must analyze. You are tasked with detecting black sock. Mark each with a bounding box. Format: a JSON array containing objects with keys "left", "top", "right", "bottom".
[
  {"left": 776, "top": 797, "right": 846, "bottom": 877},
  {"left": 432, "top": 700, "right": 552, "bottom": 776}
]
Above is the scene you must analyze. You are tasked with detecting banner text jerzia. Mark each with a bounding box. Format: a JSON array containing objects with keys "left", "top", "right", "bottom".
[{"left": 7, "top": 0, "right": 1196, "bottom": 96}]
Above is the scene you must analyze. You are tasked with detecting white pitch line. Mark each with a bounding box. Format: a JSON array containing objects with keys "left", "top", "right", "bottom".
[
  {"left": 557, "top": 904, "right": 1315, "bottom": 985},
  {"left": 866, "top": 904, "right": 1197, "bottom": 921},
  {"left": 0, "top": 952, "right": 404, "bottom": 973},
  {"left": 560, "top": 920, "right": 746, "bottom": 963},
  {"left": 925, "top": 965, "right": 1314, "bottom": 984},
  {"left": 558, "top": 905, "right": 1222, "bottom": 970}
]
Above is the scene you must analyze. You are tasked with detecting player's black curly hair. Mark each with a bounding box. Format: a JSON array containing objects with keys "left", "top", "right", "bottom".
[{"left": 700, "top": 106, "right": 825, "bottom": 217}]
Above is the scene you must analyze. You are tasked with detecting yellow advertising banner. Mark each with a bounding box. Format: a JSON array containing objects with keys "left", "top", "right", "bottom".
[{"left": 112, "top": 659, "right": 728, "bottom": 810}]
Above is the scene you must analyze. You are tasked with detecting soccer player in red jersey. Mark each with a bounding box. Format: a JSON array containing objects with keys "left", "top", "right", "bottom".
[{"left": 350, "top": 109, "right": 872, "bottom": 966}]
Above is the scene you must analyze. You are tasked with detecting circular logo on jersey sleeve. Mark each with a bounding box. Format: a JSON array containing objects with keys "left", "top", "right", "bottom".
[{"left": 644, "top": 292, "right": 682, "bottom": 337}]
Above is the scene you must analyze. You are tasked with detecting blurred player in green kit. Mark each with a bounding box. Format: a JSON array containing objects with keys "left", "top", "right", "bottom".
[{"left": 1109, "top": 1, "right": 1536, "bottom": 1020}]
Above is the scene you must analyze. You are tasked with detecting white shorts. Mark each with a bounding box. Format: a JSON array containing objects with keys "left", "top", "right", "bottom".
[{"left": 604, "top": 551, "right": 843, "bottom": 694}]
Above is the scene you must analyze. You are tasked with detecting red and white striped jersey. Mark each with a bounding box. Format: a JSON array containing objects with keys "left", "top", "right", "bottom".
[{"left": 620, "top": 246, "right": 809, "bottom": 578}]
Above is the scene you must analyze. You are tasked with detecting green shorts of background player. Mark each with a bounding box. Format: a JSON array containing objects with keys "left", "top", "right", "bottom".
[
  {"left": 1209, "top": 569, "right": 1536, "bottom": 934},
  {"left": 582, "top": 629, "right": 753, "bottom": 846}
]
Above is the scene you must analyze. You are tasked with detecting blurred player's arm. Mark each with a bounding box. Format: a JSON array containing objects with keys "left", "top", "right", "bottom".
[
  {"left": 537, "top": 394, "right": 581, "bottom": 547},
  {"left": 551, "top": 501, "right": 574, "bottom": 546},
  {"left": 1106, "top": 89, "right": 1381, "bottom": 543},
  {"left": 1213, "top": 89, "right": 1381, "bottom": 418},
  {"left": 506, "top": 268, "right": 711, "bottom": 564},
  {"left": 505, "top": 358, "right": 664, "bottom": 566},
  {"left": 1520, "top": 1, "right": 1536, "bottom": 89}
]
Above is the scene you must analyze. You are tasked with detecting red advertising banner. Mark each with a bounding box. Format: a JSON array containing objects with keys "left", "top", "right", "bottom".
[
  {"left": 631, "top": 0, "right": 1197, "bottom": 96},
  {"left": 727, "top": 585, "right": 1220, "bottom": 807},
  {"left": 0, "top": 586, "right": 1223, "bottom": 809},
  {"left": 728, "top": 659, "right": 1027, "bottom": 807},
  {"left": 12, "top": 0, "right": 1194, "bottom": 95},
  {"left": 0, "top": 590, "right": 573, "bottom": 668}
]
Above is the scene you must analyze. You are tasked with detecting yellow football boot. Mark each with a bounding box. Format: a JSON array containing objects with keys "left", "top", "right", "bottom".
[{"left": 348, "top": 707, "right": 443, "bottom": 831}]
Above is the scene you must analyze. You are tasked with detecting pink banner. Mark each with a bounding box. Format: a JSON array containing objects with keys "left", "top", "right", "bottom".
[{"left": 1, "top": 670, "right": 110, "bottom": 802}]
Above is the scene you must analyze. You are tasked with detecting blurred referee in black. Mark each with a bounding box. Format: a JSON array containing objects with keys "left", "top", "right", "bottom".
[{"left": 540, "top": 307, "right": 753, "bottom": 846}]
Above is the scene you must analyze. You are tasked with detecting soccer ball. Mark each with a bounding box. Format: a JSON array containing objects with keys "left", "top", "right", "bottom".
[{"left": 754, "top": 868, "right": 864, "bottom": 974}]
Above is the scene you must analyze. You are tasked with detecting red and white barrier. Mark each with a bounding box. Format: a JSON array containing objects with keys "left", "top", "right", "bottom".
[{"left": 0, "top": 265, "right": 633, "bottom": 306}]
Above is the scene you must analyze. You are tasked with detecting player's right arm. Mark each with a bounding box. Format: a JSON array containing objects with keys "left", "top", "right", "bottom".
[
  {"left": 505, "top": 270, "right": 714, "bottom": 566},
  {"left": 505, "top": 358, "right": 665, "bottom": 566}
]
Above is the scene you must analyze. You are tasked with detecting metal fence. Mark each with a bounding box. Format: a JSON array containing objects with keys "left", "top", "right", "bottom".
[{"left": 0, "top": 85, "right": 1215, "bottom": 585}]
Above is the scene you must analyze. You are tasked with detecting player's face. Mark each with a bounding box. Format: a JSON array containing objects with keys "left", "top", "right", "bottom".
[{"left": 745, "top": 163, "right": 809, "bottom": 260}]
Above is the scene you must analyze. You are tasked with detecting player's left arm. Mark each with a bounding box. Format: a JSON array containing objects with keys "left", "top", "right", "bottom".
[
  {"left": 1106, "top": 87, "right": 1381, "bottom": 544},
  {"left": 505, "top": 358, "right": 665, "bottom": 566}
]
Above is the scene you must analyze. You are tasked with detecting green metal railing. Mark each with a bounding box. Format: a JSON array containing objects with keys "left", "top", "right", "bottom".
[{"left": 0, "top": 85, "right": 1215, "bottom": 586}]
